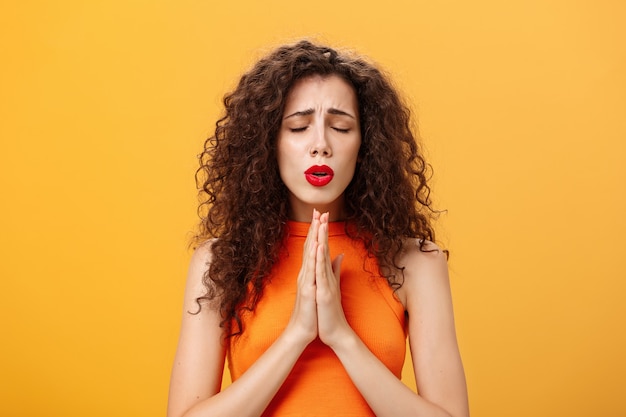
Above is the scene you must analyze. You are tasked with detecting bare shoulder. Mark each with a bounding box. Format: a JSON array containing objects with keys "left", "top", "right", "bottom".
[
  {"left": 398, "top": 239, "right": 449, "bottom": 282},
  {"left": 183, "top": 239, "right": 217, "bottom": 311},
  {"left": 395, "top": 239, "right": 450, "bottom": 307},
  {"left": 400, "top": 239, "right": 447, "bottom": 264},
  {"left": 189, "top": 239, "right": 215, "bottom": 270}
]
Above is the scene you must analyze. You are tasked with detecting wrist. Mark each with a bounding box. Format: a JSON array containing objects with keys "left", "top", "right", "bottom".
[
  {"left": 326, "top": 327, "right": 359, "bottom": 355},
  {"left": 281, "top": 323, "right": 315, "bottom": 352}
]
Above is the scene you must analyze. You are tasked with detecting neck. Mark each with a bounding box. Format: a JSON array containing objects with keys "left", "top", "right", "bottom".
[{"left": 287, "top": 198, "right": 346, "bottom": 222}]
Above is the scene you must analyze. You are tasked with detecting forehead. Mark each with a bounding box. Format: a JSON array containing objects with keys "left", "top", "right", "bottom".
[{"left": 283, "top": 74, "right": 358, "bottom": 113}]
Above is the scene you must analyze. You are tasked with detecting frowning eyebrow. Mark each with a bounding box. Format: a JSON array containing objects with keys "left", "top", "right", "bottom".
[{"left": 283, "top": 108, "right": 356, "bottom": 120}]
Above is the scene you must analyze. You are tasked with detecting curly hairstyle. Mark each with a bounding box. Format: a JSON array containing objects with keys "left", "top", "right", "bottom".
[{"left": 194, "top": 40, "right": 439, "bottom": 337}]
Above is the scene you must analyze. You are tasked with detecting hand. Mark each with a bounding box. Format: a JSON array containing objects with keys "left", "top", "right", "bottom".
[
  {"left": 315, "top": 213, "right": 352, "bottom": 348},
  {"left": 285, "top": 209, "right": 321, "bottom": 346}
]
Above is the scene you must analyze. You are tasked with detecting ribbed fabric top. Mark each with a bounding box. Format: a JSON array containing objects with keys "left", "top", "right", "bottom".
[{"left": 227, "top": 221, "right": 407, "bottom": 416}]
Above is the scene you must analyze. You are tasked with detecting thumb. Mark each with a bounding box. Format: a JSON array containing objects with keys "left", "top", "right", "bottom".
[{"left": 331, "top": 253, "right": 344, "bottom": 282}]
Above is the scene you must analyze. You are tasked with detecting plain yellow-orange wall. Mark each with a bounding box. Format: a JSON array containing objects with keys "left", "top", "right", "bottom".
[{"left": 1, "top": 1, "right": 625, "bottom": 416}]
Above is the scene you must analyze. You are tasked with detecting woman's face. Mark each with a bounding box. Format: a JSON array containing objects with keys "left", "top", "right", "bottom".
[{"left": 276, "top": 74, "right": 361, "bottom": 222}]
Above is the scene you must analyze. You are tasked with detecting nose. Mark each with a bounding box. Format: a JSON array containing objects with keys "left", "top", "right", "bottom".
[{"left": 309, "top": 127, "right": 332, "bottom": 157}]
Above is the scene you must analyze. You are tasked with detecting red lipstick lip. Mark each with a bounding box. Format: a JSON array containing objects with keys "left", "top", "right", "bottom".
[
  {"left": 304, "top": 165, "right": 334, "bottom": 187},
  {"left": 305, "top": 165, "right": 334, "bottom": 175}
]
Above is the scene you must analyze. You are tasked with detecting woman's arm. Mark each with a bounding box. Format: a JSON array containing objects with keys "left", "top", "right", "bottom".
[
  {"left": 167, "top": 244, "right": 226, "bottom": 417},
  {"left": 403, "top": 241, "right": 469, "bottom": 417},
  {"left": 316, "top": 223, "right": 469, "bottom": 417},
  {"left": 167, "top": 213, "right": 323, "bottom": 417}
]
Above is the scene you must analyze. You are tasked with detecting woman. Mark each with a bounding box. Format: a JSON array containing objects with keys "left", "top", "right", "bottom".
[{"left": 168, "top": 40, "right": 469, "bottom": 417}]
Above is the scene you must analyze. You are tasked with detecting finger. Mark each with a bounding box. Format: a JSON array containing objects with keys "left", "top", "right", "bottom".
[
  {"left": 317, "top": 220, "right": 338, "bottom": 285},
  {"left": 303, "top": 240, "right": 317, "bottom": 286},
  {"left": 318, "top": 221, "right": 332, "bottom": 268},
  {"left": 303, "top": 209, "right": 320, "bottom": 249},
  {"left": 299, "top": 211, "right": 320, "bottom": 287},
  {"left": 320, "top": 211, "right": 328, "bottom": 229},
  {"left": 319, "top": 220, "right": 334, "bottom": 276},
  {"left": 317, "top": 213, "right": 329, "bottom": 250},
  {"left": 302, "top": 211, "right": 321, "bottom": 266},
  {"left": 315, "top": 241, "right": 328, "bottom": 291}
]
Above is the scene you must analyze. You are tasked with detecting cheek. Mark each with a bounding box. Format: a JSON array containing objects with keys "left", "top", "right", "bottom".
[
  {"left": 349, "top": 139, "right": 362, "bottom": 163},
  {"left": 275, "top": 139, "right": 288, "bottom": 166},
  {"left": 277, "top": 137, "right": 297, "bottom": 158},
  {"left": 276, "top": 144, "right": 297, "bottom": 179}
]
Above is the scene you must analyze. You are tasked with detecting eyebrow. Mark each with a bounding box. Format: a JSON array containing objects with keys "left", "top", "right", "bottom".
[{"left": 283, "top": 108, "right": 356, "bottom": 120}]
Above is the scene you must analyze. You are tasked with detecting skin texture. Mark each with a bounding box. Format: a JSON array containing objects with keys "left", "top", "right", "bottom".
[
  {"left": 168, "top": 74, "right": 469, "bottom": 417},
  {"left": 276, "top": 75, "right": 361, "bottom": 221}
]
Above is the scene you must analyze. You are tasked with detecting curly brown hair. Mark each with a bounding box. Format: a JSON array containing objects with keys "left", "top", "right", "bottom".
[{"left": 194, "top": 40, "right": 439, "bottom": 337}]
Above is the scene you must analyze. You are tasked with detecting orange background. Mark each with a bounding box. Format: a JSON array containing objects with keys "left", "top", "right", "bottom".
[{"left": 1, "top": 1, "right": 625, "bottom": 416}]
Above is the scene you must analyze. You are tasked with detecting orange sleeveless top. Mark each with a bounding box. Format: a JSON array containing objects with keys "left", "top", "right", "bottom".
[{"left": 227, "top": 221, "right": 407, "bottom": 416}]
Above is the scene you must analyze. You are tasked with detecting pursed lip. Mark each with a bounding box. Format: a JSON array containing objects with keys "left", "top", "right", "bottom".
[
  {"left": 304, "top": 165, "right": 334, "bottom": 186},
  {"left": 305, "top": 165, "right": 334, "bottom": 176}
]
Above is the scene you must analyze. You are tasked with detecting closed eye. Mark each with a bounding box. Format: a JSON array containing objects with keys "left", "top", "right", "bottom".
[
  {"left": 290, "top": 126, "right": 308, "bottom": 133},
  {"left": 332, "top": 127, "right": 349, "bottom": 133}
]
